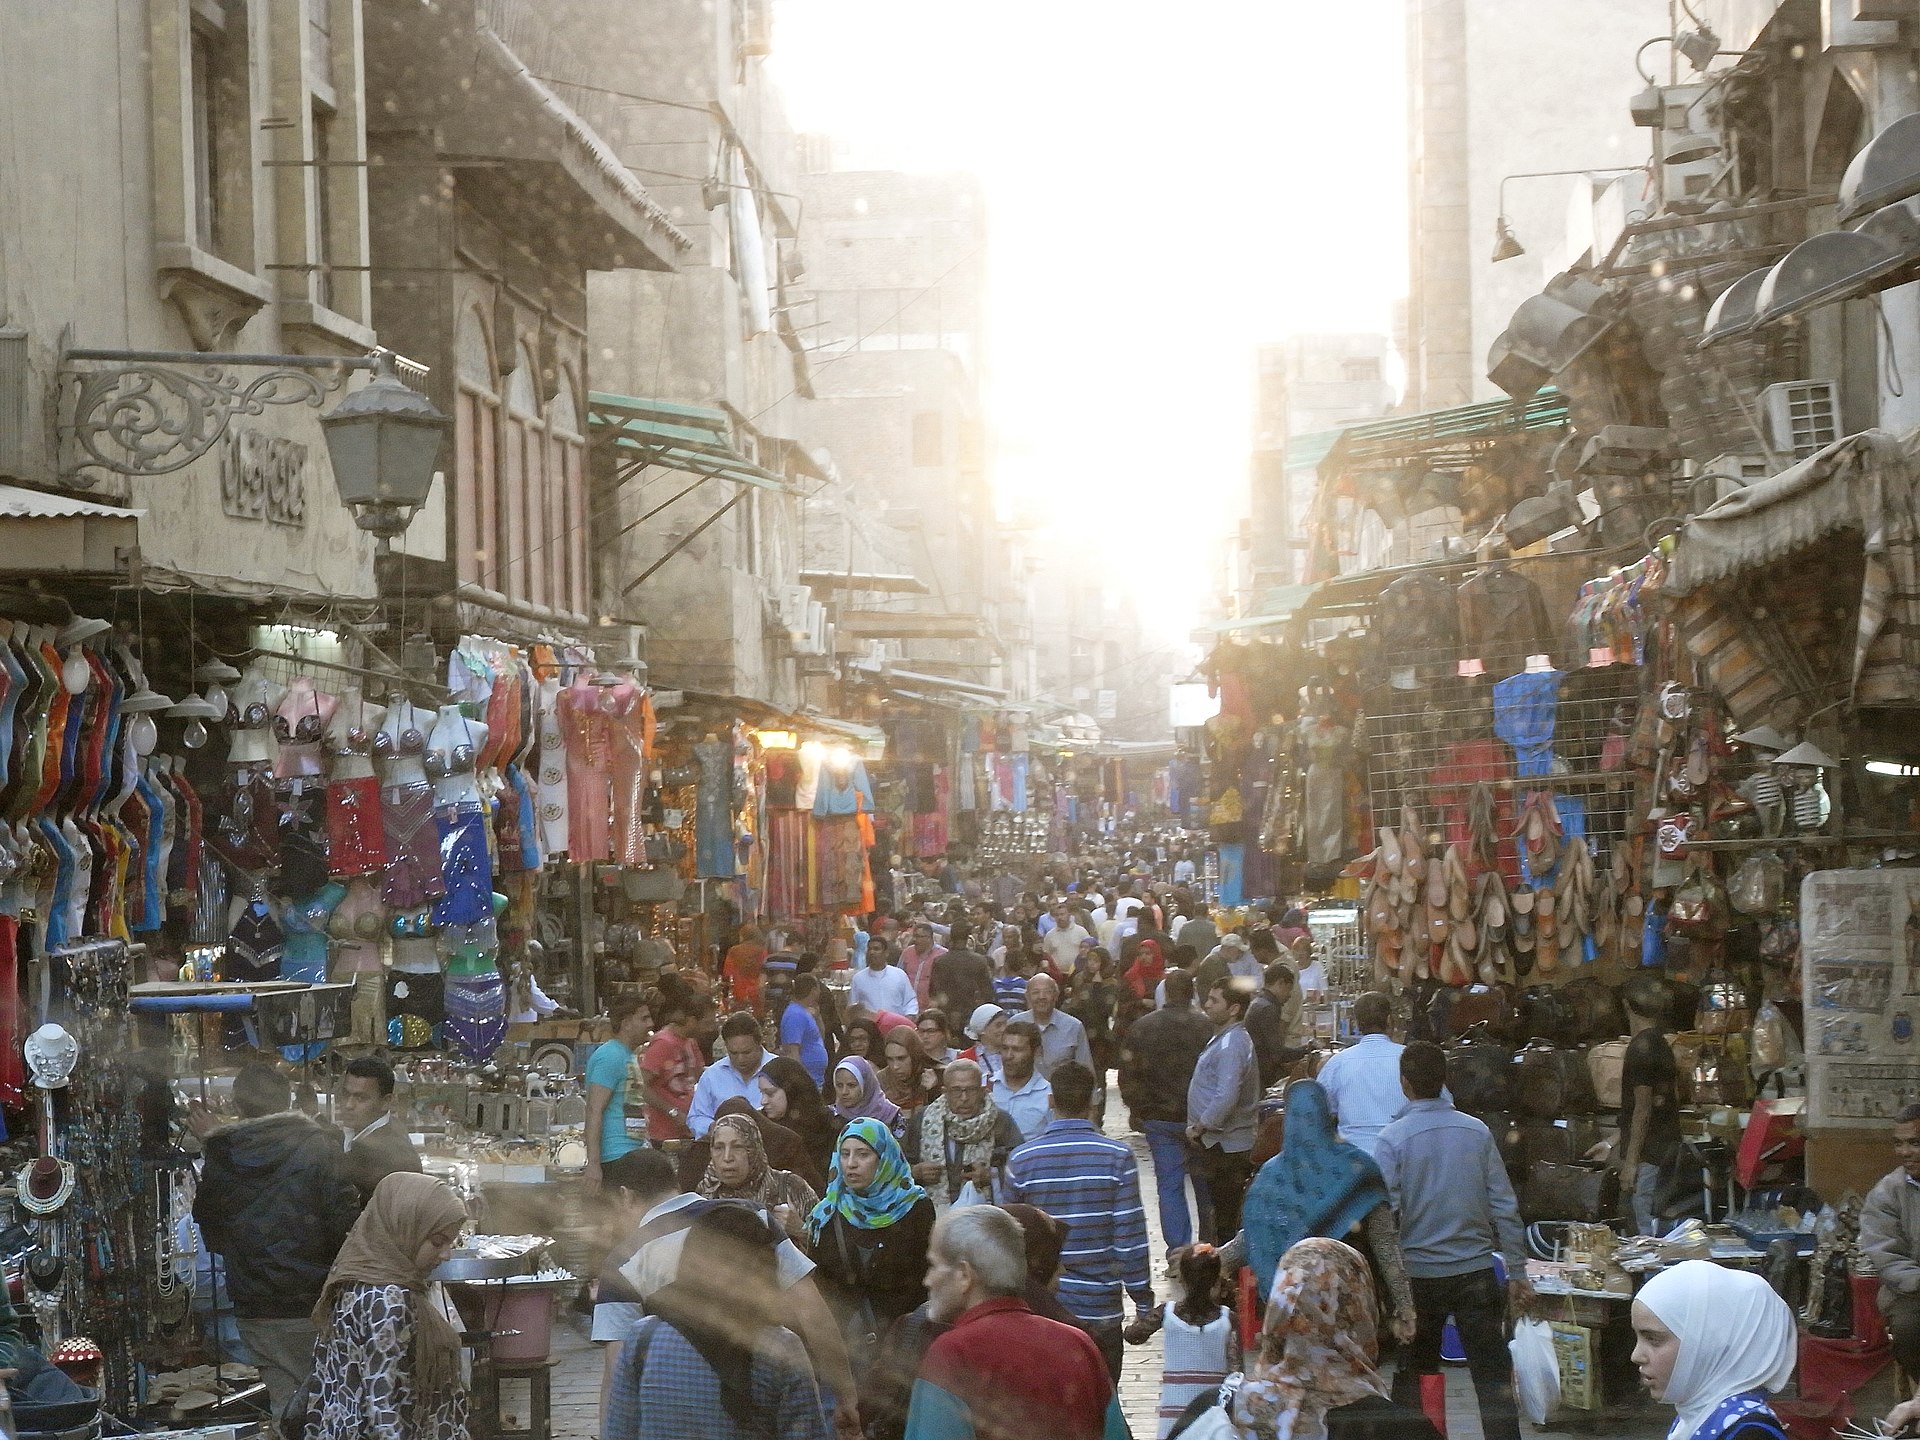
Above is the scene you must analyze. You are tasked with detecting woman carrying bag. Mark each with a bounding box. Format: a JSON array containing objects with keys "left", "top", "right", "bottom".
[
  {"left": 303, "top": 1173, "right": 470, "bottom": 1440},
  {"left": 1630, "top": 1260, "right": 1796, "bottom": 1440},
  {"left": 803, "top": 1116, "right": 935, "bottom": 1391}
]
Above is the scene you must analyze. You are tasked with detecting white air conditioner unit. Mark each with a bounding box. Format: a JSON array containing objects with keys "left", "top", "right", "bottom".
[
  {"left": 1760, "top": 382, "right": 1841, "bottom": 461},
  {"left": 772, "top": 584, "right": 813, "bottom": 643},
  {"left": 792, "top": 600, "right": 829, "bottom": 656},
  {"left": 1701, "top": 454, "right": 1772, "bottom": 483}
]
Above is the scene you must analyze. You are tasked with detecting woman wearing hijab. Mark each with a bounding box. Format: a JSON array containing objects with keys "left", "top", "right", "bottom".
[
  {"left": 830, "top": 1055, "right": 908, "bottom": 1139},
  {"left": 305, "top": 1173, "right": 470, "bottom": 1440},
  {"left": 676, "top": 1094, "right": 825, "bottom": 1196},
  {"left": 804, "top": 1116, "right": 936, "bottom": 1387},
  {"left": 693, "top": 1110, "right": 821, "bottom": 1246},
  {"left": 758, "top": 1057, "right": 840, "bottom": 1182},
  {"left": 1631, "top": 1260, "right": 1796, "bottom": 1440},
  {"left": 1212, "top": 1237, "right": 1440, "bottom": 1440},
  {"left": 1125, "top": 937, "right": 1169, "bottom": 1003},
  {"left": 606, "top": 1204, "right": 831, "bottom": 1440},
  {"left": 1233, "top": 1081, "right": 1413, "bottom": 1338}
]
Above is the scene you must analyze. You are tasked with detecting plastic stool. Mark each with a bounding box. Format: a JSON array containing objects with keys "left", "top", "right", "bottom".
[{"left": 473, "top": 1359, "right": 555, "bottom": 1440}]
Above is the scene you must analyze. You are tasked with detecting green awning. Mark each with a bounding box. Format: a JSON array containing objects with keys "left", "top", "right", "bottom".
[
  {"left": 1204, "top": 583, "right": 1319, "bottom": 634},
  {"left": 1320, "top": 388, "right": 1569, "bottom": 474},
  {"left": 588, "top": 391, "right": 791, "bottom": 491}
]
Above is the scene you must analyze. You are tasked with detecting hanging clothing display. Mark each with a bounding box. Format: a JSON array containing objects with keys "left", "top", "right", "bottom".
[{"left": 695, "top": 737, "right": 734, "bottom": 878}]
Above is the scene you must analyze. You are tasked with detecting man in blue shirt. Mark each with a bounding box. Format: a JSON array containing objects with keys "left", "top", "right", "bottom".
[
  {"left": 989, "top": 1020, "right": 1053, "bottom": 1142},
  {"left": 1376, "top": 1041, "right": 1534, "bottom": 1440},
  {"left": 1186, "top": 977, "right": 1258, "bottom": 1242},
  {"left": 777, "top": 974, "right": 831, "bottom": 1086},
  {"left": 688, "top": 1012, "right": 776, "bottom": 1137},
  {"left": 1004, "top": 1061, "right": 1152, "bottom": 1383},
  {"left": 585, "top": 995, "right": 653, "bottom": 1193}
]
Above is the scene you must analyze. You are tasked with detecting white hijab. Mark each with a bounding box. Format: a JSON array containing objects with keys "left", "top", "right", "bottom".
[{"left": 1638, "top": 1260, "right": 1796, "bottom": 1440}]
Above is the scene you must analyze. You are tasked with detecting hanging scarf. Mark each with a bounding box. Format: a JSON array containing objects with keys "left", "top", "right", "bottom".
[
  {"left": 915, "top": 1094, "right": 999, "bottom": 1194},
  {"left": 1232, "top": 1237, "right": 1388, "bottom": 1440},
  {"left": 1124, "top": 938, "right": 1166, "bottom": 1000},
  {"left": 312, "top": 1173, "right": 467, "bottom": 1424},
  {"left": 831, "top": 1055, "right": 902, "bottom": 1129},
  {"left": 1637, "top": 1260, "right": 1796, "bottom": 1440},
  {"left": 805, "top": 1116, "right": 927, "bottom": 1241},
  {"left": 1244, "top": 1080, "right": 1391, "bottom": 1297}
]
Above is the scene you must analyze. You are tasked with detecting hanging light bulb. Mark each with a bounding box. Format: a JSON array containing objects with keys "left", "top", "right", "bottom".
[
  {"left": 130, "top": 714, "right": 158, "bottom": 757},
  {"left": 166, "top": 695, "right": 223, "bottom": 751},
  {"left": 61, "top": 647, "right": 91, "bottom": 696},
  {"left": 195, "top": 661, "right": 240, "bottom": 722}
]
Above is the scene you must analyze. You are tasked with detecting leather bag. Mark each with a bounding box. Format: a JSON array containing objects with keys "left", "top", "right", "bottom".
[
  {"left": 1512, "top": 1039, "right": 1598, "bottom": 1118},
  {"left": 1558, "top": 977, "right": 1626, "bottom": 1043},
  {"left": 1515, "top": 986, "right": 1578, "bottom": 1047},
  {"left": 1445, "top": 1025, "right": 1516, "bottom": 1115},
  {"left": 1521, "top": 1160, "right": 1621, "bottom": 1224}
]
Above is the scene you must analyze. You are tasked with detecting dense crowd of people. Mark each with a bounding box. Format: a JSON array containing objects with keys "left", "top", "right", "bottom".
[{"left": 175, "top": 838, "right": 1915, "bottom": 1440}]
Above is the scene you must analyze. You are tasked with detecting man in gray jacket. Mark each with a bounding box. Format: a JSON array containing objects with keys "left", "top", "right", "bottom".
[
  {"left": 1861, "top": 1103, "right": 1920, "bottom": 1377},
  {"left": 1186, "top": 976, "right": 1258, "bottom": 1242}
]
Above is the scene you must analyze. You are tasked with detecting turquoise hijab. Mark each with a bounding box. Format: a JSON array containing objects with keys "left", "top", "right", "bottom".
[
  {"left": 1244, "top": 1080, "right": 1391, "bottom": 1296},
  {"left": 805, "top": 1116, "right": 928, "bottom": 1241}
]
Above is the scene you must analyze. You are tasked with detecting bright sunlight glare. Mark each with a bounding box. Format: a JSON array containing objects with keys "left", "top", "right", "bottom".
[{"left": 772, "top": 0, "right": 1410, "bottom": 644}]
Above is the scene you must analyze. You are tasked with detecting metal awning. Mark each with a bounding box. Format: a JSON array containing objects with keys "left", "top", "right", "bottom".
[
  {"left": 837, "top": 610, "right": 987, "bottom": 641},
  {"left": 587, "top": 392, "right": 792, "bottom": 492},
  {"left": 0, "top": 485, "right": 141, "bottom": 573},
  {"left": 1319, "top": 389, "right": 1569, "bottom": 476},
  {"left": 1202, "top": 582, "right": 1319, "bottom": 635},
  {"left": 799, "top": 570, "right": 931, "bottom": 595}
]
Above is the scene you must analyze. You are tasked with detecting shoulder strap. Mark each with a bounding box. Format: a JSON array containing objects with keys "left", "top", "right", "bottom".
[{"left": 627, "top": 1315, "right": 658, "bottom": 1379}]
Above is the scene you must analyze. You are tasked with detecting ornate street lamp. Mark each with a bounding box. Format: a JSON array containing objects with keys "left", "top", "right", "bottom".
[{"left": 319, "top": 349, "right": 451, "bottom": 552}]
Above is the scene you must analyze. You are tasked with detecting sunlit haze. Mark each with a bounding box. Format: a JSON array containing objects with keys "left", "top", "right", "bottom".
[{"left": 772, "top": 1, "right": 1409, "bottom": 644}]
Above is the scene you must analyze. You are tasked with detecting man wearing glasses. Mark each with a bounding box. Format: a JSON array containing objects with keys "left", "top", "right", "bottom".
[{"left": 904, "top": 1058, "right": 1022, "bottom": 1204}]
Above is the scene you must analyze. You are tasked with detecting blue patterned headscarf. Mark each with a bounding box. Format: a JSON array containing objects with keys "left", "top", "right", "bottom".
[
  {"left": 805, "top": 1116, "right": 928, "bottom": 1241},
  {"left": 1244, "top": 1080, "right": 1391, "bottom": 1296}
]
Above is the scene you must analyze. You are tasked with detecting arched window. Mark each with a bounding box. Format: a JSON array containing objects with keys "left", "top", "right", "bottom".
[
  {"left": 502, "top": 343, "right": 543, "bottom": 603},
  {"left": 548, "top": 371, "right": 587, "bottom": 616},
  {"left": 453, "top": 309, "right": 498, "bottom": 589}
]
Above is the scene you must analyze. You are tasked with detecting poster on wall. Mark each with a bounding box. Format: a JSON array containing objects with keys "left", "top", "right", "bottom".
[{"left": 1803, "top": 869, "right": 1920, "bottom": 1124}]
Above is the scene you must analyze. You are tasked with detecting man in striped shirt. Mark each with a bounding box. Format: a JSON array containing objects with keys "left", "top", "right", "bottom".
[{"left": 1003, "top": 1060, "right": 1153, "bottom": 1382}]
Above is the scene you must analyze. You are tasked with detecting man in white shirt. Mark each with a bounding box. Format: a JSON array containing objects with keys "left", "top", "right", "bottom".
[
  {"left": 1314, "top": 991, "right": 1407, "bottom": 1156},
  {"left": 990, "top": 1020, "right": 1054, "bottom": 1141},
  {"left": 1042, "top": 902, "right": 1091, "bottom": 972},
  {"left": 849, "top": 941, "right": 919, "bottom": 1017},
  {"left": 1172, "top": 855, "right": 1197, "bottom": 884}
]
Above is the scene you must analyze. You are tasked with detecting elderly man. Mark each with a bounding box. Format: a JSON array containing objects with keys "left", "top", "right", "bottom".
[
  {"left": 989, "top": 1020, "right": 1053, "bottom": 1142},
  {"left": 905, "top": 1059, "right": 1022, "bottom": 1204},
  {"left": 1862, "top": 1102, "right": 1920, "bottom": 1379},
  {"left": 904, "top": 1206, "right": 1125, "bottom": 1440},
  {"left": 1013, "top": 974, "right": 1093, "bottom": 1080}
]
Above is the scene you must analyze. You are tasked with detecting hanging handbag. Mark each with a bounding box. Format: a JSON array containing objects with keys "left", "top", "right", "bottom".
[{"left": 1587, "top": 1037, "right": 1630, "bottom": 1109}]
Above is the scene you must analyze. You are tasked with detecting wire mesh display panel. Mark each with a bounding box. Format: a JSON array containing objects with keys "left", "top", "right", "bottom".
[{"left": 1362, "top": 659, "right": 1640, "bottom": 871}]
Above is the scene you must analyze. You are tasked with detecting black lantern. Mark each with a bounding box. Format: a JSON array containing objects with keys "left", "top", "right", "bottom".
[{"left": 320, "top": 350, "right": 450, "bottom": 551}]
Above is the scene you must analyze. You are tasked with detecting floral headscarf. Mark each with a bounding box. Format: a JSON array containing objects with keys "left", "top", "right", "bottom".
[
  {"left": 1232, "top": 1237, "right": 1388, "bottom": 1440},
  {"left": 831, "top": 1055, "right": 902, "bottom": 1128},
  {"left": 697, "top": 1111, "right": 819, "bottom": 1230},
  {"left": 805, "top": 1116, "right": 928, "bottom": 1240}
]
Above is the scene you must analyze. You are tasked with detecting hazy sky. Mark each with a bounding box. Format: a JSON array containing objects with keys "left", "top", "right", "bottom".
[{"left": 771, "top": 1, "right": 1410, "bottom": 645}]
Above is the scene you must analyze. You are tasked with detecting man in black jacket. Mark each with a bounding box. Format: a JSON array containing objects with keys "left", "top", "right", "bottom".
[
  {"left": 930, "top": 920, "right": 996, "bottom": 1024},
  {"left": 1117, "top": 969, "right": 1214, "bottom": 1256},
  {"left": 192, "top": 1063, "right": 360, "bottom": 1419},
  {"left": 1246, "top": 961, "right": 1307, "bottom": 1090}
]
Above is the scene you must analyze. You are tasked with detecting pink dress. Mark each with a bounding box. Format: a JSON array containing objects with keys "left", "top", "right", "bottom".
[
  {"left": 605, "top": 683, "right": 655, "bottom": 867},
  {"left": 557, "top": 682, "right": 611, "bottom": 862}
]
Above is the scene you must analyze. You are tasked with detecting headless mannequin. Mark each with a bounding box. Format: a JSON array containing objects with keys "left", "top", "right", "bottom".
[
  {"left": 227, "top": 664, "right": 285, "bottom": 768},
  {"left": 377, "top": 695, "right": 432, "bottom": 790},
  {"left": 273, "top": 676, "right": 339, "bottom": 781},
  {"left": 327, "top": 687, "right": 384, "bottom": 783},
  {"left": 427, "top": 704, "right": 488, "bottom": 807}
]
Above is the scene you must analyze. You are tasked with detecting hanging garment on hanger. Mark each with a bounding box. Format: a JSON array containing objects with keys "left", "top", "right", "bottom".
[{"left": 535, "top": 675, "right": 569, "bottom": 857}]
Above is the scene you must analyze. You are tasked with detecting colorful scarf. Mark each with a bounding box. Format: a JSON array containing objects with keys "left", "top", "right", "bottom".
[
  {"left": 831, "top": 1055, "right": 902, "bottom": 1128},
  {"left": 1244, "top": 1080, "right": 1390, "bottom": 1296},
  {"left": 915, "top": 1094, "right": 999, "bottom": 1197},
  {"left": 1232, "top": 1237, "right": 1388, "bottom": 1440},
  {"left": 805, "top": 1116, "right": 927, "bottom": 1240}
]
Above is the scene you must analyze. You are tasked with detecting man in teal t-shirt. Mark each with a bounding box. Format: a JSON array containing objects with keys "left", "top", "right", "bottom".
[{"left": 586, "top": 995, "right": 653, "bottom": 1189}]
